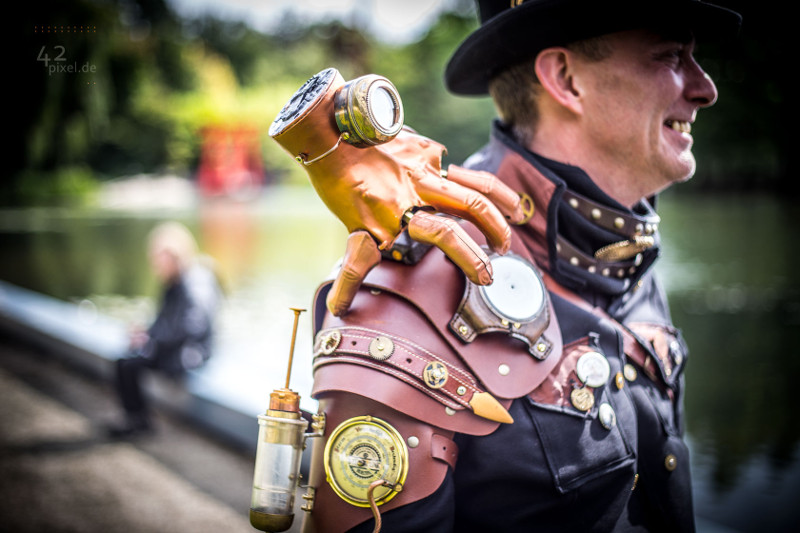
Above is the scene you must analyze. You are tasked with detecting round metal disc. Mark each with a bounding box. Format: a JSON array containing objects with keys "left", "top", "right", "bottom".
[
  {"left": 480, "top": 255, "right": 545, "bottom": 322},
  {"left": 576, "top": 351, "right": 611, "bottom": 388}
]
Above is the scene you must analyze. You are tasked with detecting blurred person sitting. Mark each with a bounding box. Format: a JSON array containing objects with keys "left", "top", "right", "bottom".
[{"left": 109, "top": 221, "right": 222, "bottom": 438}]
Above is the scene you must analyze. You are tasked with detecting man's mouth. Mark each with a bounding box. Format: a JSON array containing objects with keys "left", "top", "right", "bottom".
[{"left": 665, "top": 119, "right": 691, "bottom": 134}]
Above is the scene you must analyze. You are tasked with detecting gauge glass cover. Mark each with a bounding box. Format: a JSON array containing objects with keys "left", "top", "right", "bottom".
[{"left": 323, "top": 416, "right": 408, "bottom": 507}]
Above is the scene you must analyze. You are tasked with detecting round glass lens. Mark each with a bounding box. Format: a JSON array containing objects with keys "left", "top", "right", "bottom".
[{"left": 370, "top": 87, "right": 397, "bottom": 131}]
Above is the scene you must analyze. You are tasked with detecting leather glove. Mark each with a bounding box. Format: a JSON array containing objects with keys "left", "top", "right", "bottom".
[{"left": 270, "top": 68, "right": 525, "bottom": 316}]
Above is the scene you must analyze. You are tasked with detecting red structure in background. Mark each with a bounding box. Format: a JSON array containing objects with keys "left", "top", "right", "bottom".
[{"left": 196, "top": 124, "right": 266, "bottom": 198}]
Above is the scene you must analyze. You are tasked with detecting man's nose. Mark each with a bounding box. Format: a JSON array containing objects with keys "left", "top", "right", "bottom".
[{"left": 686, "top": 58, "right": 718, "bottom": 108}]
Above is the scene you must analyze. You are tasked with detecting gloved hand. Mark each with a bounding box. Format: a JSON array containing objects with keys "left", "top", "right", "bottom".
[{"left": 270, "top": 68, "right": 525, "bottom": 316}]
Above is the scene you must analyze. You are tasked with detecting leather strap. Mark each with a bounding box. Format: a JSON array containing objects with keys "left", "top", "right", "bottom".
[
  {"left": 540, "top": 271, "right": 675, "bottom": 398},
  {"left": 313, "top": 325, "right": 485, "bottom": 412}
]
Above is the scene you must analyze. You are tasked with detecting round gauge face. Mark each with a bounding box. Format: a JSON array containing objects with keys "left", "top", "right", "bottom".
[
  {"left": 323, "top": 416, "right": 408, "bottom": 507},
  {"left": 480, "top": 255, "right": 546, "bottom": 322}
]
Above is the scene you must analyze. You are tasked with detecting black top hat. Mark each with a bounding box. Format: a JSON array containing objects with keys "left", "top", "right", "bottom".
[{"left": 445, "top": 0, "right": 742, "bottom": 95}]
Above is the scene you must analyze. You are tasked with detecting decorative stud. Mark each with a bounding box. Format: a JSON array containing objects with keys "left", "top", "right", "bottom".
[
  {"left": 423, "top": 361, "right": 448, "bottom": 389},
  {"left": 368, "top": 336, "right": 394, "bottom": 360},
  {"left": 319, "top": 330, "right": 341, "bottom": 355}
]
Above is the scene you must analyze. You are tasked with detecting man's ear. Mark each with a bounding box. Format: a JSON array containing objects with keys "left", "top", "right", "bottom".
[{"left": 534, "top": 47, "right": 583, "bottom": 115}]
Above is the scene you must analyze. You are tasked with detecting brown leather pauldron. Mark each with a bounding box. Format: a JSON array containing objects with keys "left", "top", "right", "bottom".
[{"left": 311, "top": 226, "right": 563, "bottom": 435}]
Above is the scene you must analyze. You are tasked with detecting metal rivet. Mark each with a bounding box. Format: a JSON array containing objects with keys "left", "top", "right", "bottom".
[
  {"left": 501, "top": 319, "right": 509, "bottom": 327},
  {"left": 664, "top": 454, "right": 677, "bottom": 472},
  {"left": 615, "top": 371, "right": 625, "bottom": 390},
  {"left": 498, "top": 364, "right": 510, "bottom": 376},
  {"left": 591, "top": 208, "right": 601, "bottom": 220},
  {"left": 614, "top": 217, "right": 625, "bottom": 229},
  {"left": 370, "top": 288, "right": 382, "bottom": 295},
  {"left": 536, "top": 342, "right": 547, "bottom": 353},
  {"left": 456, "top": 386, "right": 467, "bottom": 396},
  {"left": 623, "top": 364, "right": 638, "bottom": 381},
  {"left": 445, "top": 407, "right": 456, "bottom": 416},
  {"left": 635, "top": 223, "right": 644, "bottom": 234},
  {"left": 407, "top": 436, "right": 420, "bottom": 448},
  {"left": 570, "top": 256, "right": 579, "bottom": 266},
  {"left": 458, "top": 324, "right": 469, "bottom": 336},
  {"left": 569, "top": 198, "right": 579, "bottom": 209},
  {"left": 391, "top": 250, "right": 403, "bottom": 261},
  {"left": 634, "top": 253, "right": 643, "bottom": 266},
  {"left": 588, "top": 265, "right": 596, "bottom": 274},
  {"left": 617, "top": 269, "right": 625, "bottom": 278},
  {"left": 602, "top": 268, "right": 610, "bottom": 277}
]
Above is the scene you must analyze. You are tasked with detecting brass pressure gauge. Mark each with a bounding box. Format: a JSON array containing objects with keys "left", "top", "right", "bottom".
[
  {"left": 323, "top": 416, "right": 408, "bottom": 507},
  {"left": 334, "top": 75, "right": 404, "bottom": 147}
]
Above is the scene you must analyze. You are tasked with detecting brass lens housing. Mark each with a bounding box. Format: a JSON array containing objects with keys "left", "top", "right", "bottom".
[{"left": 334, "top": 75, "right": 404, "bottom": 147}]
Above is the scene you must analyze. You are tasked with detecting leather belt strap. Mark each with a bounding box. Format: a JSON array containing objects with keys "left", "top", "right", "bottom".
[
  {"left": 314, "top": 326, "right": 484, "bottom": 413},
  {"left": 561, "top": 189, "right": 660, "bottom": 238},
  {"left": 431, "top": 433, "right": 459, "bottom": 470}
]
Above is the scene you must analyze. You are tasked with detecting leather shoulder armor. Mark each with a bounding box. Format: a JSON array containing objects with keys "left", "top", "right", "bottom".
[{"left": 311, "top": 226, "right": 563, "bottom": 436}]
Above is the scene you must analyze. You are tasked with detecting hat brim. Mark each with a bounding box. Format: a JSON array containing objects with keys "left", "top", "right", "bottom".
[{"left": 445, "top": 0, "right": 742, "bottom": 96}]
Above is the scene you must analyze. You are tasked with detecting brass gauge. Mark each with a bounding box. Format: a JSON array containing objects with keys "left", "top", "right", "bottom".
[{"left": 323, "top": 416, "right": 408, "bottom": 507}]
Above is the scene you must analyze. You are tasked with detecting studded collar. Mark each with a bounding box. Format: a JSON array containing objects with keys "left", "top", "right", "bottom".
[{"left": 463, "top": 121, "right": 662, "bottom": 298}]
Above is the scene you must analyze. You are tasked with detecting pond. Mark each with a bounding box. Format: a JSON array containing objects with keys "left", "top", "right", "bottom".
[{"left": 0, "top": 180, "right": 797, "bottom": 531}]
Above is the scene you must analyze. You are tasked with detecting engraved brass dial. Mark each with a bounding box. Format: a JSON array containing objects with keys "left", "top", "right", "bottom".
[{"left": 323, "top": 416, "right": 408, "bottom": 507}]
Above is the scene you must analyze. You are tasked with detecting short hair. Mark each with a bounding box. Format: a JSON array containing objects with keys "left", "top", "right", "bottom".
[
  {"left": 147, "top": 221, "right": 198, "bottom": 271},
  {"left": 488, "top": 35, "right": 612, "bottom": 146}
]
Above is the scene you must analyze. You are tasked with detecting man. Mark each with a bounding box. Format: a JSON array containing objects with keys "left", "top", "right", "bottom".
[
  {"left": 269, "top": 1, "right": 741, "bottom": 531},
  {"left": 109, "top": 221, "right": 222, "bottom": 437}
]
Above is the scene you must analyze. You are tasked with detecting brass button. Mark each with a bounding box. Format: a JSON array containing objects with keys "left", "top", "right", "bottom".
[
  {"left": 570, "top": 387, "right": 594, "bottom": 412},
  {"left": 664, "top": 454, "right": 677, "bottom": 472},
  {"left": 615, "top": 371, "right": 625, "bottom": 390}
]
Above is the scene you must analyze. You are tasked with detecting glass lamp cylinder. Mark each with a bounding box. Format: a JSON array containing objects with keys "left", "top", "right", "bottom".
[{"left": 250, "top": 389, "right": 308, "bottom": 532}]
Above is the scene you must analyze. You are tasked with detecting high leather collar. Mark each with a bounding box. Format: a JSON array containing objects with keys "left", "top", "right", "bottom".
[{"left": 463, "top": 121, "right": 662, "bottom": 298}]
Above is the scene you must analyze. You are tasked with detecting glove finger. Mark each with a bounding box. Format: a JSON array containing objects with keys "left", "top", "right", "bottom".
[
  {"left": 445, "top": 164, "right": 525, "bottom": 224},
  {"left": 407, "top": 211, "right": 493, "bottom": 286},
  {"left": 415, "top": 172, "right": 512, "bottom": 255},
  {"left": 327, "top": 231, "right": 382, "bottom": 316}
]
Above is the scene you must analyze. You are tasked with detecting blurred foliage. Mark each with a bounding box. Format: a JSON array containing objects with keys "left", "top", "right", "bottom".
[{"left": 6, "top": 0, "right": 790, "bottom": 206}]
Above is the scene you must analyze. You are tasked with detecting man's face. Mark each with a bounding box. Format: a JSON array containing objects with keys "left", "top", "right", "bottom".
[{"left": 575, "top": 28, "right": 718, "bottom": 201}]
